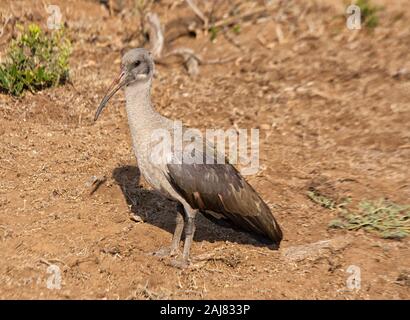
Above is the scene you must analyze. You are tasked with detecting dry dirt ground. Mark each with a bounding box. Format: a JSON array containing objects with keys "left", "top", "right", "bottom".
[{"left": 0, "top": 0, "right": 409, "bottom": 299}]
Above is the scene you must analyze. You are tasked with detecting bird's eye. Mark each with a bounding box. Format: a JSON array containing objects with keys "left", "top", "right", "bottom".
[{"left": 133, "top": 61, "right": 141, "bottom": 68}]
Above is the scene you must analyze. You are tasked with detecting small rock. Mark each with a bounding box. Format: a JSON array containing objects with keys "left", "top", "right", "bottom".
[
  {"left": 396, "top": 271, "right": 410, "bottom": 287},
  {"left": 282, "top": 236, "right": 352, "bottom": 262},
  {"left": 130, "top": 212, "right": 145, "bottom": 223},
  {"left": 103, "top": 246, "right": 121, "bottom": 255}
]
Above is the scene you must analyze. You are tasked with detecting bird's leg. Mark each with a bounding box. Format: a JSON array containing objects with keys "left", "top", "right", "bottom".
[
  {"left": 182, "top": 212, "right": 197, "bottom": 261},
  {"left": 154, "top": 203, "right": 184, "bottom": 258},
  {"left": 169, "top": 204, "right": 185, "bottom": 255},
  {"left": 170, "top": 206, "right": 197, "bottom": 268}
]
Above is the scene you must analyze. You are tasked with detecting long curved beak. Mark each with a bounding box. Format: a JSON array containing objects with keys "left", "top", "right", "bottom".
[{"left": 94, "top": 70, "right": 127, "bottom": 121}]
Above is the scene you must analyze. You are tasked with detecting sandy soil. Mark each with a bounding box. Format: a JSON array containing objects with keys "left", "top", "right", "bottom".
[{"left": 0, "top": 0, "right": 409, "bottom": 299}]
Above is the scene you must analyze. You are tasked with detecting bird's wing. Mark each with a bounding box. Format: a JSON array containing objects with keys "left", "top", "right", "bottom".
[{"left": 165, "top": 135, "right": 283, "bottom": 244}]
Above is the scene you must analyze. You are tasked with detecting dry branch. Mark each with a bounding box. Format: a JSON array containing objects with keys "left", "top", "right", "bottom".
[
  {"left": 143, "top": 4, "right": 272, "bottom": 75},
  {"left": 185, "top": 0, "right": 208, "bottom": 29},
  {"left": 145, "top": 12, "right": 164, "bottom": 59},
  {"left": 144, "top": 12, "right": 236, "bottom": 76},
  {"left": 213, "top": 7, "right": 269, "bottom": 29}
]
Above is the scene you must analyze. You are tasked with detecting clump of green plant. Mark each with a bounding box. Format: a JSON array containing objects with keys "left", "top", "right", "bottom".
[
  {"left": 232, "top": 24, "right": 241, "bottom": 34},
  {"left": 355, "top": 0, "right": 380, "bottom": 28},
  {"left": 307, "top": 190, "right": 337, "bottom": 209},
  {"left": 330, "top": 199, "right": 410, "bottom": 239},
  {"left": 0, "top": 24, "right": 71, "bottom": 96},
  {"left": 307, "top": 190, "right": 409, "bottom": 239},
  {"left": 209, "top": 26, "right": 219, "bottom": 41}
]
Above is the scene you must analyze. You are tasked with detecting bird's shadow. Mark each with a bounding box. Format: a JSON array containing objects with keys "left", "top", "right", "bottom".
[{"left": 112, "top": 165, "right": 272, "bottom": 248}]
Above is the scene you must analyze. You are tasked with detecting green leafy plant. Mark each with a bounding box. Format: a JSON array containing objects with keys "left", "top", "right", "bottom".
[
  {"left": 0, "top": 24, "right": 71, "bottom": 96},
  {"left": 355, "top": 0, "right": 380, "bottom": 29},
  {"left": 307, "top": 190, "right": 337, "bottom": 209},
  {"left": 330, "top": 199, "right": 410, "bottom": 239},
  {"left": 232, "top": 24, "right": 241, "bottom": 34},
  {"left": 307, "top": 189, "right": 409, "bottom": 239},
  {"left": 209, "top": 26, "right": 219, "bottom": 41}
]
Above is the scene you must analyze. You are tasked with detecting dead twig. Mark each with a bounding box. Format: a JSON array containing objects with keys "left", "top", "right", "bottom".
[
  {"left": 222, "top": 26, "right": 244, "bottom": 51},
  {"left": 135, "top": 281, "right": 171, "bottom": 300},
  {"left": 144, "top": 8, "right": 241, "bottom": 76},
  {"left": 185, "top": 0, "right": 208, "bottom": 29},
  {"left": 213, "top": 7, "right": 269, "bottom": 29},
  {"left": 275, "top": 24, "right": 285, "bottom": 44},
  {"left": 86, "top": 175, "right": 107, "bottom": 195},
  {"left": 145, "top": 12, "right": 164, "bottom": 59},
  {"left": 39, "top": 258, "right": 69, "bottom": 267},
  {"left": 158, "top": 48, "right": 237, "bottom": 65}
]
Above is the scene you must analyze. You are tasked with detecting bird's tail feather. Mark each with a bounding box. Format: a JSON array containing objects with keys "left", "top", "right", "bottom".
[{"left": 202, "top": 199, "right": 283, "bottom": 246}]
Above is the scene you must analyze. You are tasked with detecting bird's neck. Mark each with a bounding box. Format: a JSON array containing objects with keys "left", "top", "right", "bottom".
[
  {"left": 125, "top": 80, "right": 156, "bottom": 118},
  {"left": 124, "top": 80, "right": 161, "bottom": 146}
]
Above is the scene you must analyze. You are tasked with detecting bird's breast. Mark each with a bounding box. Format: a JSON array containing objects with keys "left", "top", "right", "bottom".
[{"left": 133, "top": 145, "right": 176, "bottom": 200}]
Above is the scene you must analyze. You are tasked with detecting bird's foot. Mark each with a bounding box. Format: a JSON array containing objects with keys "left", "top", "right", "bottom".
[
  {"left": 152, "top": 247, "right": 180, "bottom": 259},
  {"left": 168, "top": 258, "right": 190, "bottom": 269}
]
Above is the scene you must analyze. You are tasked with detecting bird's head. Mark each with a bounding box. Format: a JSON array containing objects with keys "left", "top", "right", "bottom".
[{"left": 94, "top": 48, "right": 154, "bottom": 121}]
